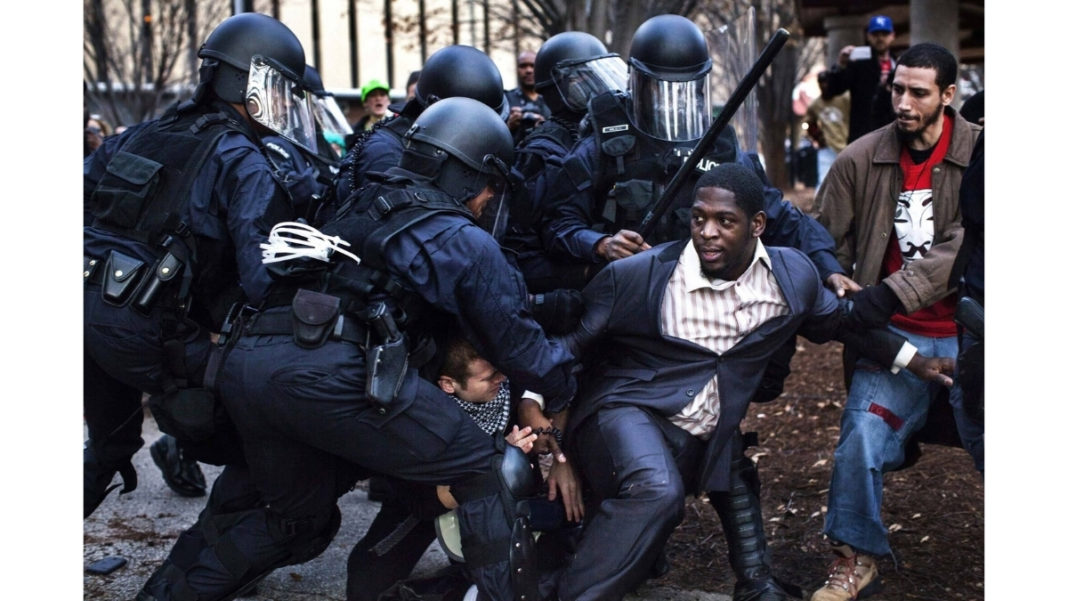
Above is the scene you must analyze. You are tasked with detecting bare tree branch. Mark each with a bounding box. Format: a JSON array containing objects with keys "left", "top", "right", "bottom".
[{"left": 85, "top": 0, "right": 228, "bottom": 127}]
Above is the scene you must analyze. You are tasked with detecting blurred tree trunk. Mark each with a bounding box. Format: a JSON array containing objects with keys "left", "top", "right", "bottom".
[{"left": 83, "top": 0, "right": 229, "bottom": 127}]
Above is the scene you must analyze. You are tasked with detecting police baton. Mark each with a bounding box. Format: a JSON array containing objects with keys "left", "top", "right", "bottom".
[{"left": 637, "top": 28, "right": 790, "bottom": 240}]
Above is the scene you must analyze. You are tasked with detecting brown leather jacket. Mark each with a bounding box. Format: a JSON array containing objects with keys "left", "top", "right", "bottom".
[{"left": 812, "top": 106, "right": 981, "bottom": 313}]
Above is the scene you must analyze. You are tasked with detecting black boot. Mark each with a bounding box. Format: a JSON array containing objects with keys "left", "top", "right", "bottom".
[
  {"left": 151, "top": 434, "right": 207, "bottom": 497},
  {"left": 708, "top": 434, "right": 796, "bottom": 601}
]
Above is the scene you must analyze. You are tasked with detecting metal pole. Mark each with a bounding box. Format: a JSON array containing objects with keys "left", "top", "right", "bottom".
[
  {"left": 419, "top": 0, "right": 427, "bottom": 64},
  {"left": 482, "top": 0, "right": 490, "bottom": 53},
  {"left": 468, "top": 0, "right": 475, "bottom": 47},
  {"left": 348, "top": 0, "right": 359, "bottom": 87},
  {"left": 512, "top": 0, "right": 519, "bottom": 58},
  {"left": 185, "top": 0, "right": 197, "bottom": 85},
  {"left": 141, "top": 0, "right": 153, "bottom": 85},
  {"left": 385, "top": 0, "right": 395, "bottom": 88},
  {"left": 311, "top": 0, "right": 322, "bottom": 71},
  {"left": 452, "top": 0, "right": 459, "bottom": 45}
]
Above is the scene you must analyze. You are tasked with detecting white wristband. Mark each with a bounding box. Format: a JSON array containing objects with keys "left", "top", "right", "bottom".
[
  {"left": 890, "top": 341, "right": 918, "bottom": 374},
  {"left": 522, "top": 391, "right": 545, "bottom": 410}
]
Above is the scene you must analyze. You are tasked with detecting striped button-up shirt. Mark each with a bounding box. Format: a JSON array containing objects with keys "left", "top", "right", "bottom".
[{"left": 660, "top": 239, "right": 789, "bottom": 439}]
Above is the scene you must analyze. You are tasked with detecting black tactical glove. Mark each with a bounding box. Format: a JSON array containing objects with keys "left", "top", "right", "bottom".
[
  {"left": 531, "top": 289, "right": 584, "bottom": 335},
  {"left": 848, "top": 282, "right": 903, "bottom": 329}
]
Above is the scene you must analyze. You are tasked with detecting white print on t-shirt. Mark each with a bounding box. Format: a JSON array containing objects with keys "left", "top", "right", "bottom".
[{"left": 894, "top": 188, "right": 934, "bottom": 264}]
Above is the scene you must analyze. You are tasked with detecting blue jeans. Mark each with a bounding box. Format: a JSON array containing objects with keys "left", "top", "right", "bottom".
[
  {"left": 823, "top": 326, "right": 958, "bottom": 556},
  {"left": 816, "top": 147, "right": 837, "bottom": 189}
]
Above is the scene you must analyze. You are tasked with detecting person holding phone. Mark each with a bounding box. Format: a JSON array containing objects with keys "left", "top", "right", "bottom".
[{"left": 819, "top": 15, "right": 897, "bottom": 143}]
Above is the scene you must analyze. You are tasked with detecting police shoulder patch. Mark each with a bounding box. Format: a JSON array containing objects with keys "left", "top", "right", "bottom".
[{"left": 265, "top": 141, "right": 290, "bottom": 161}]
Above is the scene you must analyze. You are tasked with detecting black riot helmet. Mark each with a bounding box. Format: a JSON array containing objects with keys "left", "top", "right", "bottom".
[
  {"left": 400, "top": 97, "right": 514, "bottom": 210},
  {"left": 533, "top": 31, "right": 628, "bottom": 116},
  {"left": 195, "top": 13, "right": 318, "bottom": 151},
  {"left": 412, "top": 45, "right": 506, "bottom": 117},
  {"left": 627, "top": 14, "right": 714, "bottom": 141},
  {"left": 302, "top": 64, "right": 327, "bottom": 97},
  {"left": 197, "top": 13, "right": 306, "bottom": 103}
]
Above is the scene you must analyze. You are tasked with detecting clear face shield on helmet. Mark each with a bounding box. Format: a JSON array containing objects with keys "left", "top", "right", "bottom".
[
  {"left": 310, "top": 94, "right": 354, "bottom": 157},
  {"left": 471, "top": 153, "right": 514, "bottom": 240},
  {"left": 628, "top": 62, "right": 714, "bottom": 142},
  {"left": 245, "top": 56, "right": 319, "bottom": 152},
  {"left": 551, "top": 54, "right": 629, "bottom": 112}
]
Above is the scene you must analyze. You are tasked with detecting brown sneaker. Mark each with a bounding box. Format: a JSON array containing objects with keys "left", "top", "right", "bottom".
[{"left": 810, "top": 543, "right": 881, "bottom": 601}]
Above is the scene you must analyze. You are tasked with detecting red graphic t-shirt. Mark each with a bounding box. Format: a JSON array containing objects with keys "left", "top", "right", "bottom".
[{"left": 882, "top": 113, "right": 957, "bottom": 337}]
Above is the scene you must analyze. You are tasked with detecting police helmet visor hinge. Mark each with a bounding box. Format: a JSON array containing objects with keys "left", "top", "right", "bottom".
[
  {"left": 550, "top": 55, "right": 629, "bottom": 112},
  {"left": 245, "top": 55, "right": 319, "bottom": 152}
]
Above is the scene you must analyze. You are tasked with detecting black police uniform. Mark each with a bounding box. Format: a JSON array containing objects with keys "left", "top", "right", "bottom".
[
  {"left": 542, "top": 91, "right": 842, "bottom": 280},
  {"left": 332, "top": 113, "right": 412, "bottom": 212},
  {"left": 83, "top": 99, "right": 292, "bottom": 518},
  {"left": 262, "top": 134, "right": 330, "bottom": 221},
  {"left": 169, "top": 167, "right": 576, "bottom": 601},
  {"left": 500, "top": 116, "right": 589, "bottom": 293}
]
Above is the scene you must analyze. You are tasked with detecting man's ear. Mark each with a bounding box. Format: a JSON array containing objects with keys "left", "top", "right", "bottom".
[
  {"left": 751, "top": 211, "right": 767, "bottom": 238},
  {"left": 438, "top": 376, "right": 457, "bottom": 395},
  {"left": 941, "top": 83, "right": 957, "bottom": 106}
]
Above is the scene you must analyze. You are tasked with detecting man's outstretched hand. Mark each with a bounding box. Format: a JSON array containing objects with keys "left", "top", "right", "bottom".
[{"left": 907, "top": 354, "right": 955, "bottom": 387}]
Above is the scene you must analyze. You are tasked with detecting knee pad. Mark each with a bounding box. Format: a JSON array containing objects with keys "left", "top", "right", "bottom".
[
  {"left": 445, "top": 445, "right": 542, "bottom": 601},
  {"left": 450, "top": 444, "right": 538, "bottom": 519},
  {"left": 295, "top": 505, "right": 343, "bottom": 564}
]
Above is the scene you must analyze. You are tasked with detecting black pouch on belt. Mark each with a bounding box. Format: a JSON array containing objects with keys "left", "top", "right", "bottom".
[
  {"left": 291, "top": 288, "right": 341, "bottom": 349},
  {"left": 101, "top": 250, "right": 146, "bottom": 306},
  {"left": 148, "top": 387, "right": 222, "bottom": 444}
]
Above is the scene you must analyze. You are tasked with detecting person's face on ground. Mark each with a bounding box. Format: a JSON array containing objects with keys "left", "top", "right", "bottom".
[{"left": 450, "top": 358, "right": 506, "bottom": 404}]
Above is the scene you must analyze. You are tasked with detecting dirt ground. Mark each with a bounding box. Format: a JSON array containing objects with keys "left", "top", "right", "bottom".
[
  {"left": 655, "top": 338, "right": 984, "bottom": 601},
  {"left": 81, "top": 187, "right": 983, "bottom": 600},
  {"left": 652, "top": 187, "right": 985, "bottom": 601}
]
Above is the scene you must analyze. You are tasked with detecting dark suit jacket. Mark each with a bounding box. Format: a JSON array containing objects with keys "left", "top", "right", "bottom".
[{"left": 562, "top": 239, "right": 906, "bottom": 491}]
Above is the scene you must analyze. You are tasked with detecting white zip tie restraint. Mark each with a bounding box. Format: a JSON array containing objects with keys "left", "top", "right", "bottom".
[{"left": 260, "top": 221, "right": 362, "bottom": 265}]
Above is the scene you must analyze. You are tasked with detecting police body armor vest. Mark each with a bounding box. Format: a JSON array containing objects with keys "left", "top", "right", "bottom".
[
  {"left": 583, "top": 91, "right": 739, "bottom": 245},
  {"left": 272, "top": 180, "right": 477, "bottom": 371},
  {"left": 507, "top": 117, "right": 578, "bottom": 238},
  {"left": 88, "top": 103, "right": 259, "bottom": 323},
  {"left": 341, "top": 115, "right": 414, "bottom": 197}
]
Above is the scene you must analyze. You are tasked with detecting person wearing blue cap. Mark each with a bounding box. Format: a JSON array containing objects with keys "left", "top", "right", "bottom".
[{"left": 820, "top": 15, "right": 897, "bottom": 143}]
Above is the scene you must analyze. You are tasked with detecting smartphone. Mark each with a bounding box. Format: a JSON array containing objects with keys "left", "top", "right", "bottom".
[
  {"left": 850, "top": 46, "right": 872, "bottom": 61},
  {"left": 86, "top": 556, "right": 127, "bottom": 575}
]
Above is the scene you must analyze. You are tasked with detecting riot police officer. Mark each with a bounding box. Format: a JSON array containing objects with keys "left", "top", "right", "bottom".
[
  {"left": 168, "top": 97, "right": 576, "bottom": 601},
  {"left": 260, "top": 64, "right": 347, "bottom": 221},
  {"left": 83, "top": 12, "right": 309, "bottom": 519},
  {"left": 331, "top": 44, "right": 507, "bottom": 213},
  {"left": 536, "top": 15, "right": 849, "bottom": 601},
  {"left": 501, "top": 31, "right": 627, "bottom": 293},
  {"left": 542, "top": 15, "right": 842, "bottom": 281}
]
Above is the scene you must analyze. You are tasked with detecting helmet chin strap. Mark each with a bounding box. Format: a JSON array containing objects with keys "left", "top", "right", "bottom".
[{"left": 191, "top": 60, "right": 219, "bottom": 105}]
